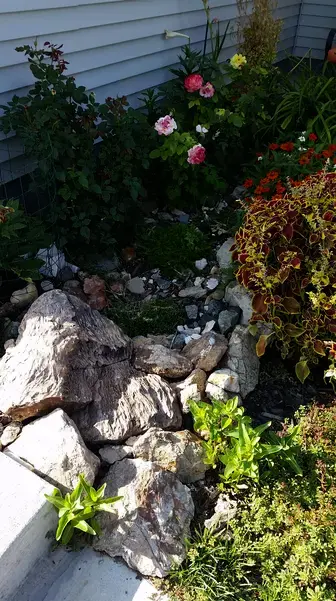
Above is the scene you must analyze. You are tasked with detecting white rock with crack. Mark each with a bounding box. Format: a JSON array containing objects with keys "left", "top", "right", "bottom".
[
  {"left": 224, "top": 325, "right": 259, "bottom": 398},
  {"left": 225, "top": 282, "right": 253, "bottom": 325}
]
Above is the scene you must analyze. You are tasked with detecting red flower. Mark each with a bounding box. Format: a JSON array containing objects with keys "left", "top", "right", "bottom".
[
  {"left": 322, "top": 149, "right": 333, "bottom": 159},
  {"left": 276, "top": 183, "right": 286, "bottom": 194},
  {"left": 280, "top": 142, "right": 294, "bottom": 152},
  {"left": 269, "top": 143, "right": 279, "bottom": 151},
  {"left": 184, "top": 73, "right": 204, "bottom": 93},
  {"left": 243, "top": 178, "right": 254, "bottom": 189},
  {"left": 328, "top": 144, "right": 336, "bottom": 153},
  {"left": 256, "top": 152, "right": 263, "bottom": 157},
  {"left": 299, "top": 155, "right": 310, "bottom": 165},
  {"left": 267, "top": 170, "right": 279, "bottom": 181},
  {"left": 309, "top": 133, "right": 318, "bottom": 141}
]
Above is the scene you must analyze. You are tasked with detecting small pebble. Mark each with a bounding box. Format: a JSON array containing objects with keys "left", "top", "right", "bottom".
[
  {"left": 206, "top": 278, "right": 219, "bottom": 290},
  {"left": 195, "top": 258, "right": 208, "bottom": 270}
]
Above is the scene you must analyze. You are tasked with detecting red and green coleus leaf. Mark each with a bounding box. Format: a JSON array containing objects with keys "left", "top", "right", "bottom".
[
  {"left": 252, "top": 292, "right": 268, "bottom": 314},
  {"left": 284, "top": 323, "right": 305, "bottom": 338},
  {"left": 313, "top": 339, "right": 326, "bottom": 356},
  {"left": 295, "top": 360, "right": 310, "bottom": 383},
  {"left": 282, "top": 297, "right": 301, "bottom": 314},
  {"left": 256, "top": 333, "right": 274, "bottom": 357}
]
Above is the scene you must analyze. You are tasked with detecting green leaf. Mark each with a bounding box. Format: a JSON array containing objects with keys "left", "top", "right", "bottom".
[
  {"left": 73, "top": 519, "right": 97, "bottom": 536},
  {"left": 295, "top": 360, "right": 310, "bottom": 383},
  {"left": 56, "top": 512, "right": 74, "bottom": 541},
  {"left": 61, "top": 523, "right": 74, "bottom": 545},
  {"left": 78, "top": 173, "right": 89, "bottom": 189},
  {"left": 149, "top": 149, "right": 161, "bottom": 159}
]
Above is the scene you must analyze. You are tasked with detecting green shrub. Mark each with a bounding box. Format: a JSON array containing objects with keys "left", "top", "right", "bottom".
[
  {"left": 0, "top": 199, "right": 51, "bottom": 280},
  {"left": 140, "top": 223, "right": 211, "bottom": 277},
  {"left": 106, "top": 298, "right": 184, "bottom": 338}
]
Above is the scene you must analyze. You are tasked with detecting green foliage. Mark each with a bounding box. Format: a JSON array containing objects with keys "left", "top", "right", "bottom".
[
  {"left": 45, "top": 474, "right": 121, "bottom": 545},
  {"left": 140, "top": 223, "right": 211, "bottom": 277},
  {"left": 0, "top": 199, "right": 51, "bottom": 280},
  {"left": 189, "top": 397, "right": 301, "bottom": 483},
  {"left": 106, "top": 298, "right": 184, "bottom": 338},
  {"left": 168, "top": 402, "right": 336, "bottom": 601},
  {"left": 271, "top": 59, "right": 336, "bottom": 143},
  {"left": 237, "top": 0, "right": 283, "bottom": 68},
  {"left": 233, "top": 171, "right": 336, "bottom": 382}
]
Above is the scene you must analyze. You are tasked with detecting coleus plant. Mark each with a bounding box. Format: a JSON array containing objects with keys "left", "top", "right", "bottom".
[{"left": 232, "top": 171, "right": 336, "bottom": 383}]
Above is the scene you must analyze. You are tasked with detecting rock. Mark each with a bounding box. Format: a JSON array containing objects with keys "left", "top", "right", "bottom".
[
  {"left": 6, "top": 409, "right": 100, "bottom": 490},
  {"left": 185, "top": 304, "right": 198, "bottom": 320},
  {"left": 132, "top": 427, "right": 208, "bottom": 484},
  {"left": 205, "top": 382, "right": 230, "bottom": 401},
  {"left": 205, "top": 300, "right": 224, "bottom": 317},
  {"left": 2, "top": 318, "right": 19, "bottom": 342},
  {"left": 74, "top": 363, "right": 181, "bottom": 443},
  {"left": 175, "top": 369, "right": 207, "bottom": 413},
  {"left": 93, "top": 458, "right": 194, "bottom": 577},
  {"left": 231, "top": 184, "right": 246, "bottom": 200},
  {"left": 0, "top": 290, "right": 131, "bottom": 420},
  {"left": 225, "top": 325, "right": 259, "bottom": 398},
  {"left": 10, "top": 283, "right": 38, "bottom": 308},
  {"left": 211, "top": 288, "right": 225, "bottom": 300},
  {"left": 218, "top": 307, "right": 240, "bottom": 334},
  {"left": 83, "top": 275, "right": 107, "bottom": 310},
  {"left": 63, "top": 280, "right": 88, "bottom": 302},
  {"left": 216, "top": 237, "right": 235, "bottom": 270},
  {"left": 206, "top": 278, "right": 219, "bottom": 291},
  {"left": 179, "top": 286, "right": 206, "bottom": 300},
  {"left": 40, "top": 280, "right": 54, "bottom": 292},
  {"left": 204, "top": 494, "right": 238, "bottom": 532},
  {"left": 194, "top": 277, "right": 204, "bottom": 286},
  {"left": 202, "top": 320, "right": 216, "bottom": 334},
  {"left": 4, "top": 339, "right": 15, "bottom": 350},
  {"left": 207, "top": 368, "right": 240, "bottom": 393},
  {"left": 133, "top": 343, "right": 193, "bottom": 379},
  {"left": 182, "top": 332, "right": 228, "bottom": 372},
  {"left": 195, "top": 258, "right": 207, "bottom": 270},
  {"left": 224, "top": 282, "right": 253, "bottom": 325},
  {"left": 171, "top": 333, "right": 186, "bottom": 350},
  {"left": 126, "top": 277, "right": 145, "bottom": 295},
  {"left": 58, "top": 266, "right": 74, "bottom": 282},
  {"left": 0, "top": 422, "right": 21, "bottom": 446},
  {"left": 99, "top": 445, "right": 133, "bottom": 465}
]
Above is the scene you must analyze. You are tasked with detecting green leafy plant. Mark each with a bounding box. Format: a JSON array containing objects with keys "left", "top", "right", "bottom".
[
  {"left": 237, "top": 0, "right": 282, "bottom": 68},
  {"left": 0, "top": 199, "right": 51, "bottom": 280},
  {"left": 190, "top": 397, "right": 301, "bottom": 483},
  {"left": 232, "top": 171, "right": 336, "bottom": 382},
  {"left": 45, "top": 474, "right": 121, "bottom": 545},
  {"left": 140, "top": 223, "right": 211, "bottom": 277},
  {"left": 106, "top": 298, "right": 184, "bottom": 338}
]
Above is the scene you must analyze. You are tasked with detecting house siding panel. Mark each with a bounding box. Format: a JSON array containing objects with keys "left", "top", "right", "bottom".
[{"left": 294, "top": 1, "right": 336, "bottom": 59}]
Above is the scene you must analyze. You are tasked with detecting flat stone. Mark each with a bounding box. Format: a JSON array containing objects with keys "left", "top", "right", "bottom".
[
  {"left": 216, "top": 237, "right": 235, "bottom": 270},
  {"left": 6, "top": 408, "right": 100, "bottom": 490},
  {"left": 132, "top": 427, "right": 208, "bottom": 484},
  {"left": 133, "top": 343, "right": 193, "bottom": 379},
  {"left": 10, "top": 283, "right": 38, "bottom": 308},
  {"left": 206, "top": 278, "right": 219, "bottom": 291},
  {"left": 182, "top": 332, "right": 228, "bottom": 372},
  {"left": 207, "top": 368, "right": 240, "bottom": 393},
  {"left": 126, "top": 277, "right": 145, "bottom": 295},
  {"left": 178, "top": 286, "right": 207, "bottom": 299},
  {"left": 0, "top": 422, "right": 21, "bottom": 446},
  {"left": 204, "top": 494, "right": 238, "bottom": 532},
  {"left": 74, "top": 364, "right": 181, "bottom": 444},
  {"left": 218, "top": 307, "right": 240, "bottom": 334},
  {"left": 205, "top": 382, "right": 230, "bottom": 402},
  {"left": 175, "top": 368, "right": 207, "bottom": 413},
  {"left": 40, "top": 280, "right": 54, "bottom": 292},
  {"left": 99, "top": 445, "right": 133, "bottom": 465},
  {"left": 94, "top": 458, "right": 194, "bottom": 577},
  {"left": 224, "top": 325, "right": 259, "bottom": 398},
  {"left": 185, "top": 304, "right": 198, "bottom": 320},
  {"left": 225, "top": 282, "right": 253, "bottom": 325},
  {"left": 202, "top": 320, "right": 216, "bottom": 334}
]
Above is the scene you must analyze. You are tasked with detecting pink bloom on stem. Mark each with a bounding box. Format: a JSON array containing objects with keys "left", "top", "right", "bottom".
[
  {"left": 154, "top": 115, "right": 177, "bottom": 136},
  {"left": 187, "top": 144, "right": 206, "bottom": 165},
  {"left": 199, "top": 82, "right": 215, "bottom": 98},
  {"left": 184, "top": 73, "right": 204, "bottom": 93}
]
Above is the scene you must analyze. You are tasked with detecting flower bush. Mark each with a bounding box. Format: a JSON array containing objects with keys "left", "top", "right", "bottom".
[
  {"left": 243, "top": 132, "right": 336, "bottom": 201},
  {"left": 232, "top": 171, "right": 336, "bottom": 383}
]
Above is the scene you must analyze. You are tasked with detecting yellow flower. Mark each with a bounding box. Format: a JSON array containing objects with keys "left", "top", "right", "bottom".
[
  {"left": 230, "top": 53, "right": 247, "bottom": 70},
  {"left": 51, "top": 89, "right": 56, "bottom": 95}
]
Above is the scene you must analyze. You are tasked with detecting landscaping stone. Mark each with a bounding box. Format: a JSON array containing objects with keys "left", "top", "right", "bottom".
[
  {"left": 206, "top": 278, "right": 219, "bottom": 290},
  {"left": 132, "top": 427, "right": 209, "bottom": 484},
  {"left": 175, "top": 368, "right": 207, "bottom": 413},
  {"left": 207, "top": 368, "right": 240, "bottom": 393},
  {"left": 204, "top": 494, "right": 238, "bottom": 532},
  {"left": 133, "top": 343, "right": 193, "bottom": 379},
  {"left": 74, "top": 363, "right": 181, "bottom": 443},
  {"left": 216, "top": 237, "right": 235, "bottom": 269},
  {"left": 205, "top": 299, "right": 224, "bottom": 317},
  {"left": 62, "top": 279, "right": 88, "bottom": 302},
  {"left": 6, "top": 408, "right": 100, "bottom": 490},
  {"left": 10, "top": 283, "right": 38, "bottom": 308},
  {"left": 225, "top": 325, "right": 259, "bottom": 398},
  {"left": 0, "top": 290, "right": 131, "bottom": 420},
  {"left": 218, "top": 307, "right": 240, "bottom": 334},
  {"left": 224, "top": 282, "right": 253, "bottom": 325},
  {"left": 202, "top": 320, "right": 216, "bottom": 334},
  {"left": 2, "top": 318, "right": 20, "bottom": 342},
  {"left": 0, "top": 422, "right": 21, "bottom": 446},
  {"left": 205, "top": 382, "right": 230, "bottom": 402},
  {"left": 178, "top": 286, "right": 207, "bottom": 299},
  {"left": 99, "top": 445, "right": 133, "bottom": 465},
  {"left": 182, "top": 332, "right": 228, "bottom": 372},
  {"left": 94, "top": 458, "right": 194, "bottom": 577},
  {"left": 126, "top": 277, "right": 145, "bottom": 295},
  {"left": 195, "top": 258, "right": 207, "bottom": 270},
  {"left": 40, "top": 280, "right": 54, "bottom": 292},
  {"left": 58, "top": 266, "right": 74, "bottom": 282},
  {"left": 185, "top": 304, "right": 198, "bottom": 320},
  {"left": 83, "top": 275, "right": 107, "bottom": 310}
]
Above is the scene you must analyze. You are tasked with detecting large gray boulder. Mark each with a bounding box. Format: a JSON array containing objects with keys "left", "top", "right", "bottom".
[
  {"left": 133, "top": 343, "right": 193, "bottom": 379},
  {"left": 74, "top": 362, "right": 182, "bottom": 444},
  {"left": 6, "top": 409, "right": 100, "bottom": 490},
  {"left": 0, "top": 290, "right": 131, "bottom": 420},
  {"left": 216, "top": 237, "right": 235, "bottom": 270},
  {"left": 132, "top": 427, "right": 208, "bottom": 484},
  {"left": 224, "top": 325, "right": 259, "bottom": 398},
  {"left": 94, "top": 458, "right": 194, "bottom": 577}
]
